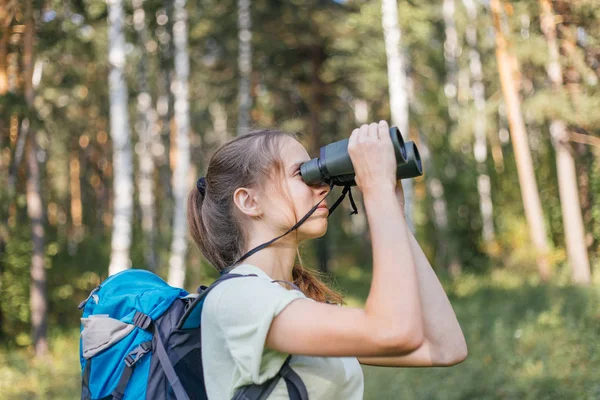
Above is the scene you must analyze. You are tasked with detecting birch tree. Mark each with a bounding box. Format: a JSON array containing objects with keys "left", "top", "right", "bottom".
[
  {"left": 491, "top": 0, "right": 550, "bottom": 280},
  {"left": 539, "top": 0, "right": 590, "bottom": 284},
  {"left": 381, "top": 0, "right": 414, "bottom": 232},
  {"left": 24, "top": 0, "right": 47, "bottom": 356},
  {"left": 443, "top": 0, "right": 459, "bottom": 120},
  {"left": 167, "top": 0, "right": 191, "bottom": 287},
  {"left": 236, "top": 0, "right": 252, "bottom": 136},
  {"left": 133, "top": 0, "right": 158, "bottom": 271},
  {"left": 463, "top": 0, "right": 496, "bottom": 243},
  {"left": 107, "top": 0, "right": 134, "bottom": 276}
]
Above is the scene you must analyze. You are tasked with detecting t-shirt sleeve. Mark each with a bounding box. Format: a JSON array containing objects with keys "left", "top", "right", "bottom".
[{"left": 212, "top": 277, "right": 307, "bottom": 386}]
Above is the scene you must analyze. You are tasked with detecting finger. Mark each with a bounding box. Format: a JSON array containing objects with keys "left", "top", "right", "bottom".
[
  {"left": 378, "top": 120, "right": 390, "bottom": 142},
  {"left": 358, "top": 124, "right": 369, "bottom": 143},
  {"left": 368, "top": 122, "right": 379, "bottom": 140}
]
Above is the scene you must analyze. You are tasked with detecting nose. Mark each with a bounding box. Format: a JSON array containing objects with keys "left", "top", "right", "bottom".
[{"left": 315, "top": 181, "right": 330, "bottom": 198}]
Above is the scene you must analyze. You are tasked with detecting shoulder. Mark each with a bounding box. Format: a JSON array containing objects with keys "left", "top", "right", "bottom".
[{"left": 203, "top": 270, "right": 308, "bottom": 331}]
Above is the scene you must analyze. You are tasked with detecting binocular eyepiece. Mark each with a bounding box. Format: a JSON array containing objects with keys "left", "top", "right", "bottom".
[{"left": 300, "top": 126, "right": 423, "bottom": 187}]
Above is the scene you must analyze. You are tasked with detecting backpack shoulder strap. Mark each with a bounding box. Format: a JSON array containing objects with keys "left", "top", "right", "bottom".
[
  {"left": 232, "top": 355, "right": 308, "bottom": 400},
  {"left": 176, "top": 273, "right": 257, "bottom": 330}
]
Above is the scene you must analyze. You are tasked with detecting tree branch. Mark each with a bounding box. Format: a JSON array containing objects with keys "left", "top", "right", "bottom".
[{"left": 569, "top": 131, "right": 600, "bottom": 148}]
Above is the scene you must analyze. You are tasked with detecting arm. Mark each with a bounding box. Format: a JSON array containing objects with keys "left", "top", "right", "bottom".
[
  {"left": 358, "top": 185, "right": 468, "bottom": 367},
  {"left": 265, "top": 184, "right": 426, "bottom": 357}
]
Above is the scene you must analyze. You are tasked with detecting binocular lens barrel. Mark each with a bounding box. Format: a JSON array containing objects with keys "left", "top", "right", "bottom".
[
  {"left": 397, "top": 141, "right": 422, "bottom": 180},
  {"left": 300, "top": 127, "right": 423, "bottom": 187}
]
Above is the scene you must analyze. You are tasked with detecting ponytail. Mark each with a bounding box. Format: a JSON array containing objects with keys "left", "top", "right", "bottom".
[
  {"left": 292, "top": 251, "right": 344, "bottom": 305},
  {"left": 187, "top": 188, "right": 207, "bottom": 258}
]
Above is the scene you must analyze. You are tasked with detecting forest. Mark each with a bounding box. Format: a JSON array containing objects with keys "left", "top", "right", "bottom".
[{"left": 1, "top": 0, "right": 599, "bottom": 398}]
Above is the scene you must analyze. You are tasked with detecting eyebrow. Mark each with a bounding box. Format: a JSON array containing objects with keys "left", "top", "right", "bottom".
[{"left": 288, "top": 161, "right": 305, "bottom": 172}]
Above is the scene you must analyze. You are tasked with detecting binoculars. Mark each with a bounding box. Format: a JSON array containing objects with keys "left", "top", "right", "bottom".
[{"left": 300, "top": 126, "right": 423, "bottom": 187}]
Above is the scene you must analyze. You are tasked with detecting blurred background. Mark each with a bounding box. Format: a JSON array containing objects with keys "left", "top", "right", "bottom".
[{"left": 1, "top": 0, "right": 600, "bottom": 398}]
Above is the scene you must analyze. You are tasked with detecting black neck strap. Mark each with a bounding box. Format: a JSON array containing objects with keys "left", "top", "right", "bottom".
[{"left": 220, "top": 182, "right": 358, "bottom": 275}]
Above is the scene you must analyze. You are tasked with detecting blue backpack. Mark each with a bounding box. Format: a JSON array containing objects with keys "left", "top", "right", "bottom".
[{"left": 78, "top": 268, "right": 308, "bottom": 400}]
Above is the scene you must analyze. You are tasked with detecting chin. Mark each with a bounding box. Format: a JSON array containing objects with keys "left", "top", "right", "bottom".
[{"left": 297, "top": 220, "right": 328, "bottom": 242}]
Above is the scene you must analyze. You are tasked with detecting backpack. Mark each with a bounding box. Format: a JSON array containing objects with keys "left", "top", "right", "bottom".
[{"left": 78, "top": 268, "right": 308, "bottom": 400}]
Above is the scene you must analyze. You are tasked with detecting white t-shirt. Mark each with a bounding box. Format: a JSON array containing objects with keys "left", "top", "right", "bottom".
[{"left": 201, "top": 263, "right": 365, "bottom": 399}]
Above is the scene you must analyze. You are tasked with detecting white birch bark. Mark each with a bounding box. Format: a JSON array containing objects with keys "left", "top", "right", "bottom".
[
  {"left": 167, "top": 0, "right": 190, "bottom": 287},
  {"left": 381, "top": 0, "right": 414, "bottom": 232},
  {"left": 107, "top": 0, "right": 134, "bottom": 276},
  {"left": 463, "top": 0, "right": 496, "bottom": 243},
  {"left": 443, "top": 0, "right": 459, "bottom": 120},
  {"left": 133, "top": 0, "right": 158, "bottom": 271},
  {"left": 539, "top": 0, "right": 590, "bottom": 284},
  {"left": 236, "top": 0, "right": 253, "bottom": 136}
]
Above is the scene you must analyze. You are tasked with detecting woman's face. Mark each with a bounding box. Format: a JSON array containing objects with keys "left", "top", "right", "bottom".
[{"left": 262, "top": 136, "right": 331, "bottom": 243}]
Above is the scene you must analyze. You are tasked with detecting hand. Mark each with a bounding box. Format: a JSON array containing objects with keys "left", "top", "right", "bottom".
[{"left": 348, "top": 121, "right": 397, "bottom": 195}]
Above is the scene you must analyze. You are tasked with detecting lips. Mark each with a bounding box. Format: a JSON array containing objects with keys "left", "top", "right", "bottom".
[{"left": 317, "top": 204, "right": 328, "bottom": 209}]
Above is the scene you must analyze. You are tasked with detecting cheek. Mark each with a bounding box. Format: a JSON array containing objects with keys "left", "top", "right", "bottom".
[{"left": 293, "top": 180, "right": 314, "bottom": 203}]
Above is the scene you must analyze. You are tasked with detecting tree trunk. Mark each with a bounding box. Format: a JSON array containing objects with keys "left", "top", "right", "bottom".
[
  {"left": 69, "top": 149, "right": 83, "bottom": 246},
  {"left": 539, "top": 0, "right": 590, "bottom": 284},
  {"left": 491, "top": 0, "right": 551, "bottom": 280},
  {"left": 0, "top": 4, "right": 11, "bottom": 96},
  {"left": 133, "top": 0, "right": 158, "bottom": 271},
  {"left": 381, "top": 0, "right": 414, "bottom": 233},
  {"left": 443, "top": 0, "right": 459, "bottom": 120},
  {"left": 156, "top": 4, "right": 174, "bottom": 248},
  {"left": 27, "top": 131, "right": 47, "bottom": 357},
  {"left": 0, "top": 7, "right": 12, "bottom": 305},
  {"left": 236, "top": 0, "right": 252, "bottom": 136},
  {"left": 463, "top": 0, "right": 496, "bottom": 243},
  {"left": 107, "top": 0, "right": 134, "bottom": 276},
  {"left": 167, "top": 0, "right": 191, "bottom": 287},
  {"left": 24, "top": 0, "right": 47, "bottom": 356}
]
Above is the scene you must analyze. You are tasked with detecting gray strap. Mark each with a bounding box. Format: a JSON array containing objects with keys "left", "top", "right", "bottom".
[
  {"left": 231, "top": 355, "right": 307, "bottom": 400},
  {"left": 154, "top": 327, "right": 190, "bottom": 400},
  {"left": 279, "top": 357, "right": 309, "bottom": 400},
  {"left": 81, "top": 358, "right": 92, "bottom": 400},
  {"left": 231, "top": 374, "right": 280, "bottom": 400},
  {"left": 111, "top": 341, "right": 152, "bottom": 400}
]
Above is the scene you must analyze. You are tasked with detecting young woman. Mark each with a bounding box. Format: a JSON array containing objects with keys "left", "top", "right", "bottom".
[{"left": 187, "top": 120, "right": 467, "bottom": 399}]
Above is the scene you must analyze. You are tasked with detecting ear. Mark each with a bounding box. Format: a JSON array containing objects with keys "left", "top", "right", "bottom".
[{"left": 233, "top": 187, "right": 264, "bottom": 218}]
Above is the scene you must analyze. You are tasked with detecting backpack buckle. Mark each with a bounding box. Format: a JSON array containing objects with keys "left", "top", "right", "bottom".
[
  {"left": 133, "top": 311, "right": 153, "bottom": 330},
  {"left": 124, "top": 341, "right": 152, "bottom": 368}
]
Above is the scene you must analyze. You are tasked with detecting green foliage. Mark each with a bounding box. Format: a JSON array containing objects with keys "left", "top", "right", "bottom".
[
  {"left": 339, "top": 268, "right": 600, "bottom": 400},
  {"left": 2, "top": 270, "right": 600, "bottom": 399}
]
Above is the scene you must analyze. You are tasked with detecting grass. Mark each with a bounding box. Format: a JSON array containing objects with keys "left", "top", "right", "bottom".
[
  {"left": 1, "top": 268, "right": 600, "bottom": 399},
  {"left": 334, "top": 267, "right": 600, "bottom": 400}
]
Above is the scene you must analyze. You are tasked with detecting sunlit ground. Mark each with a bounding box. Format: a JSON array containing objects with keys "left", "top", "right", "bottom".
[{"left": 1, "top": 266, "right": 600, "bottom": 400}]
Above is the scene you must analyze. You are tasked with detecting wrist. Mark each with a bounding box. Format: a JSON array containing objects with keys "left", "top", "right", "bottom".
[{"left": 361, "top": 183, "right": 396, "bottom": 200}]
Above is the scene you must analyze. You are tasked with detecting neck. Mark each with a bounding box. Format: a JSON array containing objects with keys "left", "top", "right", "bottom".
[{"left": 240, "top": 233, "right": 298, "bottom": 282}]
